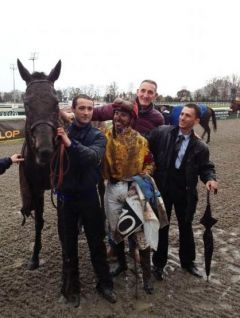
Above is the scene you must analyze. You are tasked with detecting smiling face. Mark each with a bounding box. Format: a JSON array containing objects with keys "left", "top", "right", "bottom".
[
  {"left": 113, "top": 109, "right": 132, "bottom": 133},
  {"left": 72, "top": 98, "right": 94, "bottom": 126},
  {"left": 136, "top": 81, "right": 157, "bottom": 108},
  {"left": 179, "top": 106, "right": 200, "bottom": 134}
]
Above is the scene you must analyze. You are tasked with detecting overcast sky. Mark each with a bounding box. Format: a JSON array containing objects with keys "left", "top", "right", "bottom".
[{"left": 1, "top": 0, "right": 239, "bottom": 96}]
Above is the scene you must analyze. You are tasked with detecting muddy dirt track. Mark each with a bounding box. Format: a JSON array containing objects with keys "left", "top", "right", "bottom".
[{"left": 0, "top": 119, "right": 240, "bottom": 318}]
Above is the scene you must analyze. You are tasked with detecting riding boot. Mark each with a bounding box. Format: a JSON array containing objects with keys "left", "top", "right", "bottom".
[
  {"left": 61, "top": 258, "right": 80, "bottom": 307},
  {"left": 139, "top": 247, "right": 154, "bottom": 294},
  {"left": 111, "top": 241, "right": 127, "bottom": 277}
]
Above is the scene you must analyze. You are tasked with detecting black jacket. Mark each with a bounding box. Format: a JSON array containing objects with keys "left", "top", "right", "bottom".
[
  {"left": 148, "top": 125, "right": 216, "bottom": 216},
  {"left": 0, "top": 157, "right": 12, "bottom": 175},
  {"left": 58, "top": 122, "right": 106, "bottom": 198}
]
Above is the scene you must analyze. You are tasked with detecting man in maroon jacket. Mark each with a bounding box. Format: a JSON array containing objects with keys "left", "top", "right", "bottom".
[
  {"left": 61, "top": 79, "right": 165, "bottom": 137},
  {"left": 92, "top": 79, "right": 164, "bottom": 137}
]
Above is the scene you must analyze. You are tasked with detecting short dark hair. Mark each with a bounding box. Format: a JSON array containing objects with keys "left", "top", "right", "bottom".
[
  {"left": 184, "top": 103, "right": 201, "bottom": 119},
  {"left": 140, "top": 79, "right": 158, "bottom": 90},
  {"left": 72, "top": 94, "right": 93, "bottom": 109}
]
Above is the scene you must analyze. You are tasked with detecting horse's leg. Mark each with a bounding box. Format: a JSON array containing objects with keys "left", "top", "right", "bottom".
[
  {"left": 201, "top": 129, "right": 206, "bottom": 140},
  {"left": 200, "top": 122, "right": 211, "bottom": 143},
  {"left": 205, "top": 125, "right": 211, "bottom": 143},
  {"left": 28, "top": 194, "right": 44, "bottom": 270}
]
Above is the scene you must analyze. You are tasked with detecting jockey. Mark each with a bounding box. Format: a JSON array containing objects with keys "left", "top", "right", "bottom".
[{"left": 102, "top": 98, "right": 155, "bottom": 294}]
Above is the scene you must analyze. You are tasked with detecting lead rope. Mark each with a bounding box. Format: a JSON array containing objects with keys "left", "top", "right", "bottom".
[{"left": 50, "top": 140, "right": 70, "bottom": 209}]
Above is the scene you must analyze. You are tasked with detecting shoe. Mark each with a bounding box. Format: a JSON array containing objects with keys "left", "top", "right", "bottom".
[
  {"left": 152, "top": 266, "right": 164, "bottom": 281},
  {"left": 110, "top": 264, "right": 127, "bottom": 277},
  {"left": 59, "top": 293, "right": 80, "bottom": 308},
  {"left": 68, "top": 293, "right": 80, "bottom": 307},
  {"left": 96, "top": 285, "right": 117, "bottom": 303},
  {"left": 143, "top": 279, "right": 154, "bottom": 295},
  {"left": 60, "top": 270, "right": 80, "bottom": 307},
  {"left": 181, "top": 263, "right": 202, "bottom": 278}
]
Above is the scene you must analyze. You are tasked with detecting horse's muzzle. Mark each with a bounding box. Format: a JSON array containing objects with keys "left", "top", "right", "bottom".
[{"left": 36, "top": 148, "right": 54, "bottom": 165}]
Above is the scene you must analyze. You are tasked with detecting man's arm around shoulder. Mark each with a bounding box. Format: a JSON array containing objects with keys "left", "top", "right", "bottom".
[{"left": 92, "top": 103, "right": 114, "bottom": 121}]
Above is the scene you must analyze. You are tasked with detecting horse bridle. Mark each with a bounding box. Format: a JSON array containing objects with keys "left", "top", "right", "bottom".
[
  {"left": 26, "top": 79, "right": 53, "bottom": 91},
  {"left": 27, "top": 119, "right": 58, "bottom": 152},
  {"left": 25, "top": 79, "right": 58, "bottom": 133},
  {"left": 30, "top": 120, "right": 57, "bottom": 132}
]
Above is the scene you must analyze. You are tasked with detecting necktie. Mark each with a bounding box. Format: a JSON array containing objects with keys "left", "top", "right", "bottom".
[
  {"left": 174, "top": 135, "right": 185, "bottom": 166},
  {"left": 175, "top": 135, "right": 185, "bottom": 154}
]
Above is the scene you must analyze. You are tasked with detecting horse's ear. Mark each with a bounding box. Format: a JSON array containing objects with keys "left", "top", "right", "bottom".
[
  {"left": 48, "top": 60, "right": 61, "bottom": 83},
  {"left": 17, "top": 59, "right": 32, "bottom": 83}
]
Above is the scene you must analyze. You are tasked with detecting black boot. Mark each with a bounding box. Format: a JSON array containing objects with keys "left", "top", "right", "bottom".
[
  {"left": 96, "top": 283, "right": 117, "bottom": 303},
  {"left": 111, "top": 241, "right": 127, "bottom": 277},
  {"left": 61, "top": 259, "right": 80, "bottom": 307},
  {"left": 139, "top": 247, "right": 154, "bottom": 294}
]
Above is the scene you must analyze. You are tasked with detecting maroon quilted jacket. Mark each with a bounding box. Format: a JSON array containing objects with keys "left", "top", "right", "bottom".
[{"left": 92, "top": 98, "right": 165, "bottom": 137}]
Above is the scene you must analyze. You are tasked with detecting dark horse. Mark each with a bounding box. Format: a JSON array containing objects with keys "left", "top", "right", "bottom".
[
  {"left": 230, "top": 100, "right": 240, "bottom": 116},
  {"left": 159, "top": 104, "right": 217, "bottom": 143},
  {"left": 17, "top": 59, "right": 61, "bottom": 270}
]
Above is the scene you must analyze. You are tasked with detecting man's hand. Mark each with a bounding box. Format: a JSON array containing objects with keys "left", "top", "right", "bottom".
[
  {"left": 57, "top": 127, "right": 71, "bottom": 147},
  {"left": 59, "top": 109, "right": 75, "bottom": 123},
  {"left": 206, "top": 180, "right": 218, "bottom": 193},
  {"left": 11, "top": 154, "right": 24, "bottom": 164}
]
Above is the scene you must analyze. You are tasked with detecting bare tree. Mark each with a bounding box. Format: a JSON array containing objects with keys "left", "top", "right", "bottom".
[
  {"left": 104, "top": 81, "right": 118, "bottom": 102},
  {"left": 68, "top": 87, "right": 82, "bottom": 100},
  {"left": 176, "top": 89, "right": 192, "bottom": 102},
  {"left": 194, "top": 89, "right": 204, "bottom": 101}
]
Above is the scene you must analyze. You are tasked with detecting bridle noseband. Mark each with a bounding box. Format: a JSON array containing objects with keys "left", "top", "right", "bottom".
[{"left": 30, "top": 120, "right": 57, "bottom": 132}]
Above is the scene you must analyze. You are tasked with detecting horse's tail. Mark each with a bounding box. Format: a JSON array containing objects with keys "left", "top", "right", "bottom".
[{"left": 210, "top": 108, "right": 217, "bottom": 131}]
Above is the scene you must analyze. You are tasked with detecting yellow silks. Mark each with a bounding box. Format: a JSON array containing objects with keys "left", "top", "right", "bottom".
[{"left": 102, "top": 127, "right": 153, "bottom": 180}]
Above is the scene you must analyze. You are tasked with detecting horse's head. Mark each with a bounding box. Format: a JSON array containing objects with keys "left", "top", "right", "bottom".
[
  {"left": 17, "top": 59, "right": 61, "bottom": 165},
  {"left": 230, "top": 99, "right": 240, "bottom": 113}
]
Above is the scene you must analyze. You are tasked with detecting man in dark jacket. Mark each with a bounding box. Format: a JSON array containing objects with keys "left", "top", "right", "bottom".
[
  {"left": 148, "top": 103, "right": 218, "bottom": 280},
  {"left": 0, "top": 154, "right": 23, "bottom": 174},
  {"left": 56, "top": 94, "right": 116, "bottom": 307}
]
